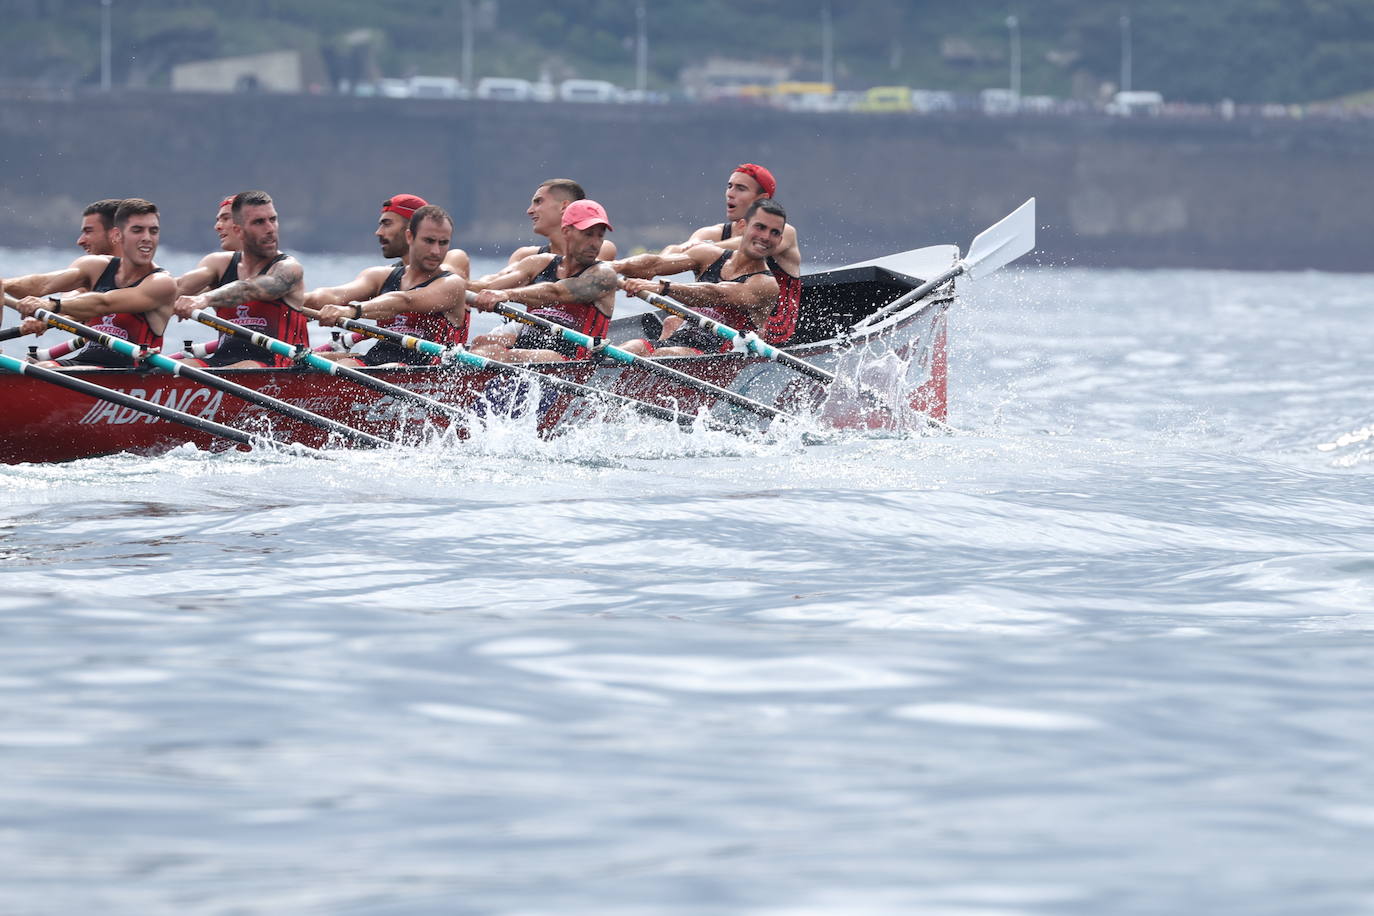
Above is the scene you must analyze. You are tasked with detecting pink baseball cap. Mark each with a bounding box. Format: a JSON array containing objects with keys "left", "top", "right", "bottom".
[{"left": 562, "top": 199, "right": 613, "bottom": 231}]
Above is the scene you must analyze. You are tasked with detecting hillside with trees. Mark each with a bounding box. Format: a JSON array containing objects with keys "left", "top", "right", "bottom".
[{"left": 3, "top": 0, "right": 1373, "bottom": 104}]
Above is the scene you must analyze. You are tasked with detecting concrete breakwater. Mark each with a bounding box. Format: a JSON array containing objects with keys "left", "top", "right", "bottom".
[{"left": 1, "top": 89, "right": 1370, "bottom": 271}]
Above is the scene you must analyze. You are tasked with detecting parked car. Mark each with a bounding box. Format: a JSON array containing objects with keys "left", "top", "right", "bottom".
[
  {"left": 1106, "top": 90, "right": 1164, "bottom": 116},
  {"left": 559, "top": 79, "right": 622, "bottom": 103},
  {"left": 858, "top": 86, "right": 912, "bottom": 112},
  {"left": 477, "top": 77, "right": 535, "bottom": 101},
  {"left": 409, "top": 75, "right": 467, "bottom": 99}
]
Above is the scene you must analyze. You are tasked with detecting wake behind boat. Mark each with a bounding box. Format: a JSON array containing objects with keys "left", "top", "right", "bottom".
[{"left": 0, "top": 200, "right": 1034, "bottom": 464}]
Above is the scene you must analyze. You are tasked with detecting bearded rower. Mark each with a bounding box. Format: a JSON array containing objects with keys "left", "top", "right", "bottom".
[
  {"left": 308, "top": 205, "right": 468, "bottom": 366},
  {"left": 470, "top": 199, "right": 618, "bottom": 363},
  {"left": 615, "top": 198, "right": 786, "bottom": 358},
  {"left": 4, "top": 198, "right": 176, "bottom": 368},
  {"left": 173, "top": 190, "right": 306, "bottom": 368},
  {"left": 663, "top": 163, "right": 802, "bottom": 344}
]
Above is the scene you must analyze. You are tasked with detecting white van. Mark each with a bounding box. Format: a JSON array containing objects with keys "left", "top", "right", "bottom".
[
  {"left": 1107, "top": 90, "right": 1164, "bottom": 116},
  {"left": 476, "top": 77, "right": 535, "bottom": 101},
  {"left": 408, "top": 76, "right": 466, "bottom": 99},
  {"left": 558, "top": 79, "right": 621, "bottom": 103}
]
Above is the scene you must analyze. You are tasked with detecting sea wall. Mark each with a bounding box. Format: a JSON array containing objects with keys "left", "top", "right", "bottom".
[{"left": 1, "top": 89, "right": 1370, "bottom": 270}]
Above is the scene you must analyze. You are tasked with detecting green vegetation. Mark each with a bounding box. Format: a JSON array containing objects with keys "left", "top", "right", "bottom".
[{"left": 3, "top": 0, "right": 1373, "bottom": 103}]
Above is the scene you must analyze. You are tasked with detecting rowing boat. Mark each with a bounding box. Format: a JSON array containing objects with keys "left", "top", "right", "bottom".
[{"left": 0, "top": 243, "right": 960, "bottom": 464}]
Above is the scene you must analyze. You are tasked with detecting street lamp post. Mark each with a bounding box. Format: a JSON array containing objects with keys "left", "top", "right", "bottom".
[
  {"left": 821, "top": 0, "right": 835, "bottom": 86},
  {"left": 635, "top": 1, "right": 647, "bottom": 95},
  {"left": 100, "top": 0, "right": 112, "bottom": 92},
  {"left": 1006, "top": 15, "right": 1020, "bottom": 102},
  {"left": 1120, "top": 11, "right": 1132, "bottom": 93},
  {"left": 461, "top": 0, "right": 474, "bottom": 93}
]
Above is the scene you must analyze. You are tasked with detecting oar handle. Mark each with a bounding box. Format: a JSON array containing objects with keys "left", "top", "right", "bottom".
[
  {"left": 0, "top": 326, "right": 25, "bottom": 342},
  {"left": 631, "top": 289, "right": 835, "bottom": 385},
  {"left": 488, "top": 301, "right": 788, "bottom": 422},
  {"left": 190, "top": 309, "right": 467, "bottom": 421},
  {"left": 335, "top": 316, "right": 723, "bottom": 431}
]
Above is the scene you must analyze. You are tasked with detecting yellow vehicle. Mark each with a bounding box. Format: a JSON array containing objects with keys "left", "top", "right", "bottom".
[
  {"left": 859, "top": 86, "right": 913, "bottom": 112},
  {"left": 774, "top": 81, "right": 837, "bottom": 111}
]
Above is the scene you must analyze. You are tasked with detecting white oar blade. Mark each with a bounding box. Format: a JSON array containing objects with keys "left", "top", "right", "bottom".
[{"left": 963, "top": 197, "right": 1035, "bottom": 279}]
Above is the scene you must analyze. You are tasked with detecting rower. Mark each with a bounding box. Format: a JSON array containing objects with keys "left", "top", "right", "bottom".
[
  {"left": 309, "top": 205, "right": 468, "bottom": 367},
  {"left": 175, "top": 195, "right": 242, "bottom": 296},
  {"left": 614, "top": 198, "right": 786, "bottom": 358},
  {"left": 663, "top": 162, "right": 803, "bottom": 345},
  {"left": 172, "top": 190, "right": 307, "bottom": 368},
  {"left": 469, "top": 199, "right": 618, "bottom": 364},
  {"left": 4, "top": 198, "right": 176, "bottom": 368},
  {"left": 76, "top": 199, "right": 124, "bottom": 257},
  {"left": 505, "top": 179, "right": 618, "bottom": 266}
]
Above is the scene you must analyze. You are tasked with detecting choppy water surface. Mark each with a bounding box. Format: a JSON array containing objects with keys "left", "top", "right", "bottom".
[{"left": 3, "top": 260, "right": 1373, "bottom": 915}]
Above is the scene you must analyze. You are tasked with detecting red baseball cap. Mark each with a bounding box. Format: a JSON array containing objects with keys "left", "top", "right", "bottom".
[
  {"left": 381, "top": 194, "right": 428, "bottom": 220},
  {"left": 562, "top": 199, "right": 613, "bottom": 231},
  {"left": 733, "top": 163, "right": 777, "bottom": 198},
  {"left": 218, "top": 196, "right": 234, "bottom": 210}
]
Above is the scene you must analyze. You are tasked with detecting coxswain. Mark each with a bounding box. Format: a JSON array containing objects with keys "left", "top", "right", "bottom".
[
  {"left": 469, "top": 199, "right": 618, "bottom": 363},
  {"left": 308, "top": 205, "right": 468, "bottom": 366},
  {"left": 172, "top": 190, "right": 307, "bottom": 368},
  {"left": 4, "top": 198, "right": 176, "bottom": 368},
  {"left": 614, "top": 198, "right": 786, "bottom": 358},
  {"left": 663, "top": 163, "right": 802, "bottom": 344}
]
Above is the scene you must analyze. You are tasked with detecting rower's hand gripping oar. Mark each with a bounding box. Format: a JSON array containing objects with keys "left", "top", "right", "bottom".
[
  {"left": 0, "top": 350, "right": 320, "bottom": 456},
  {"left": 846, "top": 197, "right": 1036, "bottom": 336},
  {"left": 472, "top": 292, "right": 792, "bottom": 423},
  {"left": 624, "top": 286, "right": 835, "bottom": 384},
  {"left": 33, "top": 308, "right": 389, "bottom": 449},
  {"left": 331, "top": 312, "right": 736, "bottom": 432},
  {"left": 187, "top": 308, "right": 470, "bottom": 422}
]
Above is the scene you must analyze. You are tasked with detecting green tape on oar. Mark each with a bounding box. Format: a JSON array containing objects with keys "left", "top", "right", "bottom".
[
  {"left": 480, "top": 298, "right": 790, "bottom": 423},
  {"left": 34, "top": 308, "right": 388, "bottom": 449},
  {"left": 335, "top": 316, "right": 738, "bottom": 432},
  {"left": 190, "top": 309, "right": 468, "bottom": 422},
  {"left": 629, "top": 288, "right": 835, "bottom": 384}
]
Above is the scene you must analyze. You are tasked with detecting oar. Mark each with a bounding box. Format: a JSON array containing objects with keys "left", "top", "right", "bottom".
[
  {"left": 333, "top": 315, "right": 731, "bottom": 431},
  {"left": 0, "top": 351, "right": 275, "bottom": 453},
  {"left": 475, "top": 294, "right": 791, "bottom": 422},
  {"left": 626, "top": 287, "right": 834, "bottom": 384},
  {"left": 188, "top": 308, "right": 470, "bottom": 422},
  {"left": 0, "top": 327, "right": 24, "bottom": 343},
  {"left": 846, "top": 197, "right": 1036, "bottom": 335},
  {"left": 33, "top": 308, "right": 389, "bottom": 449}
]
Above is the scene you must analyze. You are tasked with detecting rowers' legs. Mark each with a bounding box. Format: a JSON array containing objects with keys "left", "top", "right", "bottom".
[{"left": 487, "top": 348, "right": 569, "bottom": 364}]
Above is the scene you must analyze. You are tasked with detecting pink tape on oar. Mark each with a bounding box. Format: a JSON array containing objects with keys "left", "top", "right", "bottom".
[{"left": 168, "top": 339, "right": 221, "bottom": 361}]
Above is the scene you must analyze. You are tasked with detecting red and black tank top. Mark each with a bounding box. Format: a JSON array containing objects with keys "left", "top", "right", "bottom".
[
  {"left": 763, "top": 256, "right": 801, "bottom": 345},
  {"left": 691, "top": 251, "right": 767, "bottom": 334},
  {"left": 527, "top": 255, "right": 611, "bottom": 357},
  {"left": 377, "top": 263, "right": 466, "bottom": 348},
  {"left": 80, "top": 256, "right": 166, "bottom": 353},
  {"left": 212, "top": 251, "right": 308, "bottom": 368}
]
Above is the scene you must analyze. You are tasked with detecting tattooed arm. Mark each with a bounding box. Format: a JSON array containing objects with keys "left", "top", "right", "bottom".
[
  {"left": 473, "top": 262, "right": 620, "bottom": 316},
  {"left": 174, "top": 256, "right": 304, "bottom": 319}
]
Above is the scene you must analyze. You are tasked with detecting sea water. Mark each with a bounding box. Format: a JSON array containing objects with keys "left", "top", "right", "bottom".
[{"left": 1, "top": 252, "right": 1372, "bottom": 915}]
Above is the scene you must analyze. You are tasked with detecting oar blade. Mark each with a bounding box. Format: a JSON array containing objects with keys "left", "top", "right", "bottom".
[{"left": 963, "top": 197, "right": 1035, "bottom": 279}]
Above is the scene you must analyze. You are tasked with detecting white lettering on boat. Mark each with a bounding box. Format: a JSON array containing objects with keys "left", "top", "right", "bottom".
[{"left": 77, "top": 387, "right": 223, "bottom": 425}]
